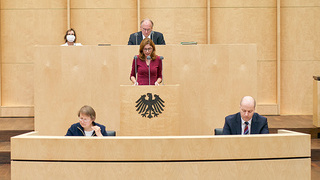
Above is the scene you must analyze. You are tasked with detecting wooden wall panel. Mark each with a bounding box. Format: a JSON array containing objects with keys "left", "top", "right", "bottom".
[
  {"left": 1, "top": 2, "right": 66, "bottom": 108},
  {"left": 71, "top": 0, "right": 136, "bottom": 8},
  {"left": 71, "top": 9, "right": 136, "bottom": 45},
  {"left": 280, "top": 1, "right": 320, "bottom": 114},
  {"left": 70, "top": 0, "right": 136, "bottom": 45},
  {"left": 258, "top": 61, "right": 277, "bottom": 103},
  {"left": 281, "top": 5, "right": 320, "bottom": 61},
  {"left": 211, "top": 0, "right": 276, "bottom": 7},
  {"left": 210, "top": 3, "right": 277, "bottom": 105},
  {"left": 141, "top": 0, "right": 207, "bottom": 44},
  {"left": 2, "top": 64, "right": 34, "bottom": 106},
  {"left": 281, "top": 61, "right": 320, "bottom": 114},
  {"left": 1, "top": 0, "right": 66, "bottom": 9}
]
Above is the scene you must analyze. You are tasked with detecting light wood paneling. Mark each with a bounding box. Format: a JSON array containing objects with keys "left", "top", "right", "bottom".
[
  {"left": 210, "top": 6, "right": 277, "bottom": 60},
  {"left": 1, "top": 5, "right": 66, "bottom": 109},
  {"left": 12, "top": 159, "right": 310, "bottom": 180},
  {"left": 10, "top": 130, "right": 310, "bottom": 179},
  {"left": 34, "top": 45, "right": 257, "bottom": 135},
  {"left": 120, "top": 85, "right": 180, "bottom": 136},
  {"left": 71, "top": 0, "right": 136, "bottom": 8},
  {"left": 11, "top": 131, "right": 310, "bottom": 161},
  {"left": 211, "top": 0, "right": 276, "bottom": 7},
  {"left": 1, "top": 10, "right": 66, "bottom": 63},
  {"left": 257, "top": 61, "right": 277, "bottom": 103},
  {"left": 281, "top": 0, "right": 320, "bottom": 6},
  {"left": 141, "top": 0, "right": 207, "bottom": 44},
  {"left": 70, "top": 0, "right": 137, "bottom": 45},
  {"left": 1, "top": 0, "right": 66, "bottom": 9},
  {"left": 313, "top": 80, "right": 320, "bottom": 127},
  {"left": 1, "top": 64, "right": 34, "bottom": 106},
  {"left": 281, "top": 61, "right": 320, "bottom": 114},
  {"left": 281, "top": 5, "right": 320, "bottom": 61},
  {"left": 71, "top": 9, "right": 136, "bottom": 45},
  {"left": 141, "top": 0, "right": 206, "bottom": 7}
]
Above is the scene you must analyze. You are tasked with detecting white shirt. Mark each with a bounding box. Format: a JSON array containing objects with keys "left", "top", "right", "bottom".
[
  {"left": 142, "top": 34, "right": 151, "bottom": 40},
  {"left": 241, "top": 118, "right": 252, "bottom": 135},
  {"left": 61, "top": 43, "right": 83, "bottom": 46},
  {"left": 84, "top": 130, "right": 94, "bottom": 136}
]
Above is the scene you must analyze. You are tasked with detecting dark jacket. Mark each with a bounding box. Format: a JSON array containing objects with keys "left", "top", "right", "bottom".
[
  {"left": 128, "top": 31, "right": 166, "bottom": 45},
  {"left": 222, "top": 112, "right": 269, "bottom": 135},
  {"left": 65, "top": 122, "right": 109, "bottom": 136}
]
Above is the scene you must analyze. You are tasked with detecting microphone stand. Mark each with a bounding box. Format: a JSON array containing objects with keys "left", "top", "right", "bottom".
[
  {"left": 134, "top": 33, "right": 138, "bottom": 45},
  {"left": 160, "top": 56, "right": 164, "bottom": 85},
  {"left": 147, "top": 56, "right": 151, "bottom": 85}
]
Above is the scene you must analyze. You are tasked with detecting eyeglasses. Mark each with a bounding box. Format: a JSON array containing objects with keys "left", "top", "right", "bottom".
[
  {"left": 142, "top": 28, "right": 152, "bottom": 32},
  {"left": 79, "top": 118, "right": 91, "bottom": 122},
  {"left": 143, "top": 48, "right": 153, "bottom": 52}
]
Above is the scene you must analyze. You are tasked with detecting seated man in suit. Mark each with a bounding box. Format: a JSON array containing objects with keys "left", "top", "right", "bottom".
[
  {"left": 223, "top": 96, "right": 269, "bottom": 135},
  {"left": 128, "top": 19, "right": 166, "bottom": 45}
]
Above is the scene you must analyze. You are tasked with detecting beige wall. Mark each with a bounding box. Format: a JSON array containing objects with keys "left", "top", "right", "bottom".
[{"left": 1, "top": 0, "right": 320, "bottom": 116}]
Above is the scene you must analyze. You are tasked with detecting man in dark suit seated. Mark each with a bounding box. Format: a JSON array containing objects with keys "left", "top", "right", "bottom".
[
  {"left": 128, "top": 19, "right": 166, "bottom": 45},
  {"left": 223, "top": 96, "right": 269, "bottom": 135}
]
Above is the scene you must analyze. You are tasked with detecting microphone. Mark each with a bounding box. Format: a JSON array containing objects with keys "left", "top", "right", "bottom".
[
  {"left": 134, "top": 32, "right": 138, "bottom": 45},
  {"left": 134, "top": 55, "right": 138, "bottom": 84},
  {"left": 147, "top": 56, "right": 151, "bottom": 85},
  {"left": 160, "top": 56, "right": 164, "bottom": 85},
  {"left": 150, "top": 31, "right": 154, "bottom": 42}
]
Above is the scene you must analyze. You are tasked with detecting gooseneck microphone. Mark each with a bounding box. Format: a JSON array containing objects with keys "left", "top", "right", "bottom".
[
  {"left": 134, "top": 32, "right": 138, "bottom": 45},
  {"left": 150, "top": 31, "right": 154, "bottom": 42},
  {"left": 147, "top": 56, "right": 151, "bottom": 85},
  {"left": 134, "top": 55, "right": 138, "bottom": 83},
  {"left": 160, "top": 56, "right": 164, "bottom": 85}
]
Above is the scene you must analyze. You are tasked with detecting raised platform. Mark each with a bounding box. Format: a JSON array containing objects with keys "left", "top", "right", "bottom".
[{"left": 1, "top": 116, "right": 320, "bottom": 179}]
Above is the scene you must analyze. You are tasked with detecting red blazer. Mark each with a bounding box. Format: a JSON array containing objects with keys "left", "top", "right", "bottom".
[{"left": 130, "top": 55, "right": 162, "bottom": 85}]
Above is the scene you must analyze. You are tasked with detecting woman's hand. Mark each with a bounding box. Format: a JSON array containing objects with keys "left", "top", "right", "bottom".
[{"left": 92, "top": 125, "right": 103, "bottom": 137}]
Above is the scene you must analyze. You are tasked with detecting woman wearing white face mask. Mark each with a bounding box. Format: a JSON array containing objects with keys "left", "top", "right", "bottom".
[{"left": 61, "top": 28, "right": 82, "bottom": 46}]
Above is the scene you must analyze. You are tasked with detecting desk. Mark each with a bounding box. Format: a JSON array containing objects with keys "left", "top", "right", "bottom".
[{"left": 11, "top": 130, "right": 310, "bottom": 179}]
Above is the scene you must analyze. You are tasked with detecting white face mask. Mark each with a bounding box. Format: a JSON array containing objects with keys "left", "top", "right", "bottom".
[{"left": 66, "top": 35, "right": 75, "bottom": 42}]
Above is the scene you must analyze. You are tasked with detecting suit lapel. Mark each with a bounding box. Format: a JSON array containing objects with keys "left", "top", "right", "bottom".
[
  {"left": 138, "top": 31, "right": 143, "bottom": 45},
  {"left": 251, "top": 113, "right": 257, "bottom": 134},
  {"left": 236, "top": 113, "right": 242, "bottom": 134}
]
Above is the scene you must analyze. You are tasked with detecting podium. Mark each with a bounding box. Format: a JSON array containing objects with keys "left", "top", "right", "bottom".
[
  {"left": 120, "top": 85, "right": 180, "bottom": 136},
  {"left": 313, "top": 76, "right": 320, "bottom": 127}
]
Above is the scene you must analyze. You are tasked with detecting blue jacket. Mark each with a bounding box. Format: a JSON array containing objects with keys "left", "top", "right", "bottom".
[
  {"left": 128, "top": 31, "right": 166, "bottom": 45},
  {"left": 65, "top": 122, "right": 109, "bottom": 136},
  {"left": 222, "top": 112, "right": 269, "bottom": 135}
]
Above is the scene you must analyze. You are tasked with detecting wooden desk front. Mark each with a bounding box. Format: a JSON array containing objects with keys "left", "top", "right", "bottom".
[{"left": 11, "top": 130, "right": 310, "bottom": 179}]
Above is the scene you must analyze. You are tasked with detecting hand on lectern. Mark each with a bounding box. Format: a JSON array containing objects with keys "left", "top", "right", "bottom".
[{"left": 133, "top": 82, "right": 139, "bottom": 86}]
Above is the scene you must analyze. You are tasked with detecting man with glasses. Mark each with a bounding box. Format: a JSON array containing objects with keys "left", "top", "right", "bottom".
[
  {"left": 128, "top": 19, "right": 166, "bottom": 45},
  {"left": 222, "top": 96, "right": 269, "bottom": 135}
]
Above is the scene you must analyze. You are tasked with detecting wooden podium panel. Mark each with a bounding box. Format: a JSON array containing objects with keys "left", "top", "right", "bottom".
[
  {"left": 11, "top": 130, "right": 310, "bottom": 179},
  {"left": 314, "top": 79, "right": 320, "bottom": 127},
  {"left": 34, "top": 45, "right": 257, "bottom": 135},
  {"left": 120, "top": 85, "right": 180, "bottom": 136}
]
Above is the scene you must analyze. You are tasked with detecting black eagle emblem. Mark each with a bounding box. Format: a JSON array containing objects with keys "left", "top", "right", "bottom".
[{"left": 135, "top": 93, "right": 165, "bottom": 119}]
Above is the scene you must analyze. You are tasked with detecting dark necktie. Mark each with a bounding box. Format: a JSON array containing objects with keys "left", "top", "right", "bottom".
[{"left": 244, "top": 121, "right": 249, "bottom": 135}]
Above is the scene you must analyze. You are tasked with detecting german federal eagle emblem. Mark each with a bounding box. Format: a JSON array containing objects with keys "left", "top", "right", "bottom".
[{"left": 135, "top": 93, "right": 165, "bottom": 119}]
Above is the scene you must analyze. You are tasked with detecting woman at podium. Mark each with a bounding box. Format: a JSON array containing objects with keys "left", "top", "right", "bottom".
[{"left": 130, "top": 38, "right": 162, "bottom": 85}]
